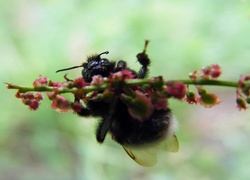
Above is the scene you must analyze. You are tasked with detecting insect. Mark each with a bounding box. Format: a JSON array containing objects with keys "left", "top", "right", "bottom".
[{"left": 56, "top": 41, "right": 179, "bottom": 166}]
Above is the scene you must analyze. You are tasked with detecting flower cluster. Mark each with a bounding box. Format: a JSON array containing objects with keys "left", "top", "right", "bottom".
[
  {"left": 236, "top": 75, "right": 250, "bottom": 110},
  {"left": 184, "top": 86, "right": 221, "bottom": 107},
  {"left": 15, "top": 91, "right": 43, "bottom": 110},
  {"left": 7, "top": 75, "right": 86, "bottom": 112},
  {"left": 6, "top": 63, "right": 250, "bottom": 117},
  {"left": 189, "top": 64, "right": 221, "bottom": 79},
  {"left": 6, "top": 70, "right": 187, "bottom": 121},
  {"left": 185, "top": 65, "right": 222, "bottom": 107}
]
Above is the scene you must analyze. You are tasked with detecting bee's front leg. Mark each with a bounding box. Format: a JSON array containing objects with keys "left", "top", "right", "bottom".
[
  {"left": 114, "top": 60, "right": 127, "bottom": 72},
  {"left": 136, "top": 40, "right": 150, "bottom": 79}
]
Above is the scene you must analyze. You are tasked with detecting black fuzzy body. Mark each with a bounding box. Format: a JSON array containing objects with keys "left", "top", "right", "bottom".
[
  {"left": 84, "top": 99, "right": 171, "bottom": 145},
  {"left": 59, "top": 41, "right": 172, "bottom": 146}
]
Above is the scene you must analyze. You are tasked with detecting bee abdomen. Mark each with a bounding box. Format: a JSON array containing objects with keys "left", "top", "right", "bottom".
[{"left": 110, "top": 109, "right": 173, "bottom": 145}]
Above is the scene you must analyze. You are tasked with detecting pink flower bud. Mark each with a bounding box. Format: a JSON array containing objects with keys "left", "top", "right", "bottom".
[
  {"left": 238, "top": 75, "right": 250, "bottom": 96},
  {"left": 91, "top": 75, "right": 104, "bottom": 86},
  {"left": 210, "top": 64, "right": 221, "bottom": 78},
  {"left": 166, "top": 82, "right": 186, "bottom": 100},
  {"left": 189, "top": 70, "right": 197, "bottom": 80},
  {"left": 28, "top": 101, "right": 39, "bottom": 110},
  {"left": 185, "top": 92, "right": 198, "bottom": 104},
  {"left": 33, "top": 75, "right": 49, "bottom": 87},
  {"left": 22, "top": 93, "right": 35, "bottom": 99},
  {"left": 111, "top": 70, "right": 135, "bottom": 81},
  {"left": 46, "top": 92, "right": 58, "bottom": 100},
  {"left": 236, "top": 98, "right": 247, "bottom": 110},
  {"left": 148, "top": 90, "right": 168, "bottom": 110},
  {"left": 120, "top": 90, "right": 153, "bottom": 121},
  {"left": 152, "top": 95, "right": 168, "bottom": 110},
  {"left": 73, "top": 78, "right": 86, "bottom": 88},
  {"left": 15, "top": 91, "right": 21, "bottom": 98},
  {"left": 71, "top": 101, "right": 83, "bottom": 113},
  {"left": 34, "top": 93, "right": 44, "bottom": 101},
  {"left": 201, "top": 66, "right": 210, "bottom": 78},
  {"left": 50, "top": 82, "right": 62, "bottom": 88},
  {"left": 197, "top": 87, "right": 221, "bottom": 108},
  {"left": 51, "top": 95, "right": 71, "bottom": 113},
  {"left": 119, "top": 69, "right": 135, "bottom": 79}
]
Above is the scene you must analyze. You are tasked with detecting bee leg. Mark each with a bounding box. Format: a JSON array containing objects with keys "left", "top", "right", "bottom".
[
  {"left": 114, "top": 60, "right": 127, "bottom": 72},
  {"left": 137, "top": 65, "right": 149, "bottom": 79},
  {"left": 136, "top": 40, "right": 150, "bottom": 79},
  {"left": 96, "top": 117, "right": 112, "bottom": 143},
  {"left": 96, "top": 97, "right": 119, "bottom": 143},
  {"left": 74, "top": 97, "right": 92, "bottom": 117},
  {"left": 64, "top": 74, "right": 73, "bottom": 82}
]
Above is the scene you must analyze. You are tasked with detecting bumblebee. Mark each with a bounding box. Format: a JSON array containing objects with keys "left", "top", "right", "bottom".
[{"left": 56, "top": 41, "right": 179, "bottom": 166}]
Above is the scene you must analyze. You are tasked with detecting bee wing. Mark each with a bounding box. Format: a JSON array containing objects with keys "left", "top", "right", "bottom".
[
  {"left": 161, "top": 134, "right": 179, "bottom": 152},
  {"left": 123, "top": 145, "right": 158, "bottom": 167},
  {"left": 123, "top": 134, "right": 179, "bottom": 167}
]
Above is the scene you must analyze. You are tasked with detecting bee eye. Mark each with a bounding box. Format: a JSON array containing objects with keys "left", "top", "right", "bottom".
[
  {"left": 100, "top": 59, "right": 109, "bottom": 66},
  {"left": 88, "top": 61, "right": 98, "bottom": 69}
]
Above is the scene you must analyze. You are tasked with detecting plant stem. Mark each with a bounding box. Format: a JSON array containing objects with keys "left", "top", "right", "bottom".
[
  {"left": 171, "top": 79, "right": 239, "bottom": 87},
  {"left": 6, "top": 79, "right": 239, "bottom": 94}
]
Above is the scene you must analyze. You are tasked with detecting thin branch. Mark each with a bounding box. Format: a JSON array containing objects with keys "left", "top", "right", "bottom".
[{"left": 6, "top": 78, "right": 239, "bottom": 94}]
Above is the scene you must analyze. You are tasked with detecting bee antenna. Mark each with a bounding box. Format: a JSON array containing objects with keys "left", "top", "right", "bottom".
[
  {"left": 143, "top": 40, "right": 149, "bottom": 53},
  {"left": 56, "top": 65, "right": 83, "bottom": 73},
  {"left": 97, "top": 51, "right": 109, "bottom": 58}
]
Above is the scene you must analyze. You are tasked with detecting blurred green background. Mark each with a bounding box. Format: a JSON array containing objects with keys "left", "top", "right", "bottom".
[{"left": 1, "top": 0, "right": 250, "bottom": 179}]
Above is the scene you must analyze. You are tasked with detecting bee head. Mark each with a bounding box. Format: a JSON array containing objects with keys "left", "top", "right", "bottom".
[
  {"left": 56, "top": 51, "right": 115, "bottom": 83},
  {"left": 82, "top": 51, "right": 115, "bottom": 82}
]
